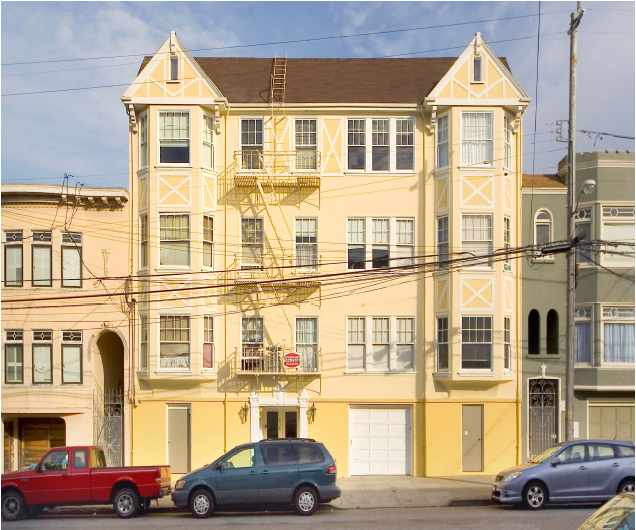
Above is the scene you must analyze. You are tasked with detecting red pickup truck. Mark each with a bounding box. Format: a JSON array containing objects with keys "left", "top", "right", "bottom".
[{"left": 1, "top": 446, "right": 170, "bottom": 521}]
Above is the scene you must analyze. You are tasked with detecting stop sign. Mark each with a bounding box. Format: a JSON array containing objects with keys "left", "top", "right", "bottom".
[{"left": 284, "top": 352, "right": 300, "bottom": 368}]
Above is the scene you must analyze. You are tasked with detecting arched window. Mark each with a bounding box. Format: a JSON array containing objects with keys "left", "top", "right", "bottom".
[
  {"left": 534, "top": 210, "right": 553, "bottom": 247},
  {"left": 529, "top": 310, "right": 540, "bottom": 354},
  {"left": 547, "top": 310, "right": 559, "bottom": 354}
]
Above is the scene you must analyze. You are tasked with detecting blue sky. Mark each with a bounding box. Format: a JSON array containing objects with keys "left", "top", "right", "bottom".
[{"left": 1, "top": 1, "right": 634, "bottom": 188}]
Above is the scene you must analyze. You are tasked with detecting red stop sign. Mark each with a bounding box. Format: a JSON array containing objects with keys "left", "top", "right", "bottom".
[{"left": 284, "top": 352, "right": 300, "bottom": 368}]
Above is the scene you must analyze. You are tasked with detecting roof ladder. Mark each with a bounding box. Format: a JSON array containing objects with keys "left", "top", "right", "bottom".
[{"left": 270, "top": 54, "right": 287, "bottom": 104}]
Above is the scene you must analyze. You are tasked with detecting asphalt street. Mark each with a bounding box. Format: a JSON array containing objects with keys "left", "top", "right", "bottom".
[{"left": 3, "top": 504, "right": 599, "bottom": 529}]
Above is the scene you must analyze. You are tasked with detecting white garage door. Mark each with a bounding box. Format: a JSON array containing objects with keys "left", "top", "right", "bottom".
[
  {"left": 589, "top": 405, "right": 635, "bottom": 441},
  {"left": 350, "top": 407, "right": 410, "bottom": 475}
]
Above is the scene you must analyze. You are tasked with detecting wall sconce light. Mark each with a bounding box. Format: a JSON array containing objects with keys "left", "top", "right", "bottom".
[
  {"left": 307, "top": 403, "right": 317, "bottom": 424},
  {"left": 238, "top": 403, "right": 249, "bottom": 424}
]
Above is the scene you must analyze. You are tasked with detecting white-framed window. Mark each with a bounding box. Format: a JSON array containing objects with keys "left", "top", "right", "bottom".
[
  {"left": 170, "top": 55, "right": 179, "bottom": 81},
  {"left": 534, "top": 209, "right": 552, "bottom": 256},
  {"left": 295, "top": 119, "right": 317, "bottom": 170},
  {"left": 461, "top": 112, "right": 493, "bottom": 166},
  {"left": 4, "top": 231, "right": 23, "bottom": 287},
  {"left": 504, "top": 216, "right": 511, "bottom": 271},
  {"left": 437, "top": 115, "right": 449, "bottom": 169},
  {"left": 295, "top": 218, "right": 318, "bottom": 269},
  {"left": 160, "top": 315, "right": 190, "bottom": 369},
  {"left": 241, "top": 217, "right": 264, "bottom": 268},
  {"left": 396, "top": 317, "right": 414, "bottom": 370},
  {"left": 32, "top": 230, "right": 52, "bottom": 287},
  {"left": 504, "top": 116, "right": 513, "bottom": 169},
  {"left": 461, "top": 316, "right": 492, "bottom": 370},
  {"left": 296, "top": 317, "right": 318, "bottom": 371},
  {"left": 603, "top": 307, "right": 635, "bottom": 363},
  {"left": 347, "top": 119, "right": 366, "bottom": 170},
  {"left": 437, "top": 216, "right": 449, "bottom": 267},
  {"left": 396, "top": 218, "right": 415, "bottom": 267},
  {"left": 160, "top": 214, "right": 190, "bottom": 267},
  {"left": 396, "top": 119, "right": 414, "bottom": 170},
  {"left": 436, "top": 316, "right": 449, "bottom": 372},
  {"left": 372, "top": 218, "right": 390, "bottom": 269},
  {"left": 61, "top": 232, "right": 82, "bottom": 287},
  {"left": 159, "top": 111, "right": 190, "bottom": 164},
  {"left": 140, "top": 215, "right": 149, "bottom": 269},
  {"left": 504, "top": 316, "right": 511, "bottom": 371},
  {"left": 347, "top": 218, "right": 366, "bottom": 270},
  {"left": 348, "top": 118, "right": 415, "bottom": 172},
  {"left": 4, "top": 330, "right": 23, "bottom": 384},
  {"left": 32, "top": 330, "right": 53, "bottom": 384},
  {"left": 204, "top": 316, "right": 214, "bottom": 369},
  {"left": 602, "top": 207, "right": 635, "bottom": 266},
  {"left": 575, "top": 208, "right": 593, "bottom": 263},
  {"left": 240, "top": 118, "right": 263, "bottom": 170},
  {"left": 347, "top": 317, "right": 366, "bottom": 370},
  {"left": 61, "top": 330, "right": 83, "bottom": 384},
  {"left": 372, "top": 119, "right": 390, "bottom": 171},
  {"left": 203, "top": 215, "right": 214, "bottom": 268},
  {"left": 473, "top": 55, "right": 483, "bottom": 83},
  {"left": 203, "top": 114, "right": 214, "bottom": 169},
  {"left": 139, "top": 314, "right": 148, "bottom": 370},
  {"left": 139, "top": 113, "right": 148, "bottom": 169},
  {"left": 575, "top": 308, "right": 592, "bottom": 364},
  {"left": 241, "top": 317, "right": 264, "bottom": 365},
  {"left": 347, "top": 316, "right": 415, "bottom": 372},
  {"left": 462, "top": 214, "right": 493, "bottom": 268}
]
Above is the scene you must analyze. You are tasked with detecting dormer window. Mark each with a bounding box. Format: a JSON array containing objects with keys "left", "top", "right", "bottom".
[
  {"left": 473, "top": 55, "right": 483, "bottom": 83},
  {"left": 170, "top": 55, "right": 179, "bottom": 81}
]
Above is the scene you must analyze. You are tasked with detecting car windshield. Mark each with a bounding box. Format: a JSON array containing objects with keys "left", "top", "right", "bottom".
[
  {"left": 578, "top": 494, "right": 635, "bottom": 530},
  {"left": 529, "top": 443, "right": 566, "bottom": 464}
]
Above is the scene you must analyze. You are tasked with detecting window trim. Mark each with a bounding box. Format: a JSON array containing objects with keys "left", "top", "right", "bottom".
[
  {"left": 157, "top": 110, "right": 191, "bottom": 167},
  {"left": 473, "top": 55, "right": 483, "bottom": 83},
  {"left": 169, "top": 55, "right": 179, "bottom": 82},
  {"left": 533, "top": 209, "right": 554, "bottom": 262},
  {"left": 460, "top": 315, "right": 493, "bottom": 372},
  {"left": 346, "top": 117, "right": 416, "bottom": 174},
  {"left": 460, "top": 110, "right": 493, "bottom": 168},
  {"left": 159, "top": 212, "right": 191, "bottom": 269}
]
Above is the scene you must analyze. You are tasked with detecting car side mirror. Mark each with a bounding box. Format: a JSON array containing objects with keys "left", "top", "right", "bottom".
[
  {"left": 551, "top": 459, "right": 560, "bottom": 467},
  {"left": 216, "top": 462, "right": 223, "bottom": 471}
]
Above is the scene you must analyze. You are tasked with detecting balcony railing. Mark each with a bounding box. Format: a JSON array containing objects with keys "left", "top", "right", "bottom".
[
  {"left": 231, "top": 345, "right": 321, "bottom": 375},
  {"left": 234, "top": 151, "right": 322, "bottom": 177}
]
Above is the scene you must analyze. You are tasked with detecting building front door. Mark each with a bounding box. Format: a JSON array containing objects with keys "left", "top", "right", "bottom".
[
  {"left": 167, "top": 405, "right": 190, "bottom": 474},
  {"left": 462, "top": 405, "right": 483, "bottom": 472},
  {"left": 262, "top": 408, "right": 298, "bottom": 439},
  {"left": 528, "top": 378, "right": 558, "bottom": 458}
]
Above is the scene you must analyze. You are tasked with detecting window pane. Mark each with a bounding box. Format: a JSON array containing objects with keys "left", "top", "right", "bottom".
[
  {"left": 347, "top": 344, "right": 365, "bottom": 370},
  {"left": 575, "top": 322, "right": 591, "bottom": 363},
  {"left": 348, "top": 246, "right": 365, "bottom": 269},
  {"left": 5, "top": 344, "right": 23, "bottom": 383},
  {"left": 5, "top": 246, "right": 23, "bottom": 286},
  {"left": 33, "top": 345, "right": 52, "bottom": 383},
  {"left": 604, "top": 223, "right": 635, "bottom": 263},
  {"left": 372, "top": 247, "right": 389, "bottom": 268},
  {"left": 396, "top": 345, "right": 414, "bottom": 370},
  {"left": 32, "top": 246, "right": 52, "bottom": 286},
  {"left": 604, "top": 323, "right": 635, "bottom": 362},
  {"left": 62, "top": 345, "right": 82, "bottom": 383},
  {"left": 62, "top": 247, "right": 82, "bottom": 287},
  {"left": 372, "top": 345, "right": 389, "bottom": 371}
]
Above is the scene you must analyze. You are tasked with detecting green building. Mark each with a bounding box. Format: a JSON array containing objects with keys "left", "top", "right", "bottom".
[{"left": 522, "top": 150, "right": 635, "bottom": 461}]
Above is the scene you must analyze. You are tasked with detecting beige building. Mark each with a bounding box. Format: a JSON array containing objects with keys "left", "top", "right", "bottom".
[
  {"left": 116, "top": 29, "right": 530, "bottom": 477},
  {"left": 1, "top": 184, "right": 130, "bottom": 472}
]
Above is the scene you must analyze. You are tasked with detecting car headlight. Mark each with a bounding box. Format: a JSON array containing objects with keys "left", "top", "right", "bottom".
[
  {"left": 501, "top": 471, "right": 522, "bottom": 483},
  {"left": 175, "top": 480, "right": 186, "bottom": 490}
]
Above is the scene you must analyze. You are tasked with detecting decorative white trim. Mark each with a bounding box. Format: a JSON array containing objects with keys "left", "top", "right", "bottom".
[{"left": 575, "top": 385, "right": 635, "bottom": 391}]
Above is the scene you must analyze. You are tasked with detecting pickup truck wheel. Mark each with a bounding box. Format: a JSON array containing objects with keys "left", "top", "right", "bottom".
[
  {"left": 190, "top": 489, "right": 214, "bottom": 518},
  {"left": 294, "top": 486, "right": 318, "bottom": 516},
  {"left": 113, "top": 488, "right": 139, "bottom": 518},
  {"left": 1, "top": 490, "right": 26, "bottom": 521}
]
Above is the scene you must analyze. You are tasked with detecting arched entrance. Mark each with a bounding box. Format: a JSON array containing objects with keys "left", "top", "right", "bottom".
[{"left": 92, "top": 329, "right": 125, "bottom": 467}]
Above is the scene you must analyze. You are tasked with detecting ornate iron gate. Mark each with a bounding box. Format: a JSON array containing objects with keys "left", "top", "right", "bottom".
[
  {"left": 528, "top": 378, "right": 558, "bottom": 458},
  {"left": 93, "top": 388, "right": 123, "bottom": 467}
]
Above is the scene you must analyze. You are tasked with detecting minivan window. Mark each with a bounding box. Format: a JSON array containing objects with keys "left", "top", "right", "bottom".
[
  {"left": 294, "top": 444, "right": 325, "bottom": 464},
  {"left": 616, "top": 445, "right": 635, "bottom": 458},
  {"left": 588, "top": 443, "right": 616, "bottom": 461},
  {"left": 222, "top": 447, "right": 255, "bottom": 469},
  {"left": 261, "top": 443, "right": 297, "bottom": 466}
]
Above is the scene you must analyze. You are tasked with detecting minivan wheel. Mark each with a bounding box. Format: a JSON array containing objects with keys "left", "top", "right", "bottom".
[
  {"left": 523, "top": 482, "right": 547, "bottom": 510},
  {"left": 619, "top": 479, "right": 635, "bottom": 493},
  {"left": 294, "top": 486, "right": 318, "bottom": 516},
  {"left": 2, "top": 490, "right": 26, "bottom": 521},
  {"left": 190, "top": 489, "right": 214, "bottom": 518}
]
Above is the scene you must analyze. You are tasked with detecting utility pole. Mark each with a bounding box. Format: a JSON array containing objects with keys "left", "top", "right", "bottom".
[{"left": 565, "top": 1, "right": 585, "bottom": 442}]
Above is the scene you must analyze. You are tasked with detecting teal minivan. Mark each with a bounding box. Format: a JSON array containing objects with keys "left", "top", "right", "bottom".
[{"left": 172, "top": 439, "right": 340, "bottom": 517}]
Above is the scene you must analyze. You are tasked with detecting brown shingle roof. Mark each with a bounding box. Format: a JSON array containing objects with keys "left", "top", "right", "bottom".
[
  {"left": 522, "top": 174, "right": 566, "bottom": 188},
  {"left": 138, "top": 56, "right": 512, "bottom": 104}
]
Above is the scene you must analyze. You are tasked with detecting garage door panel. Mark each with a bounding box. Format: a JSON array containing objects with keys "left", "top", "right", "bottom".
[
  {"left": 589, "top": 405, "right": 635, "bottom": 442},
  {"left": 350, "top": 407, "right": 410, "bottom": 476}
]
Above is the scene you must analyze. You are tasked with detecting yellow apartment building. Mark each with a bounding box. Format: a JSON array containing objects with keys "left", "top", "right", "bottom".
[
  {"left": 121, "top": 31, "right": 529, "bottom": 477},
  {"left": 1, "top": 185, "right": 131, "bottom": 472}
]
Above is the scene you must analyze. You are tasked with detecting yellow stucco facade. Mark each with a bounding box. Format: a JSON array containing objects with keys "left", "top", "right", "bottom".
[{"left": 121, "top": 31, "right": 529, "bottom": 478}]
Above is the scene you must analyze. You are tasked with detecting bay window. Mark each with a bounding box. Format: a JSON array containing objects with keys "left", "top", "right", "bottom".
[
  {"left": 140, "top": 215, "right": 149, "bottom": 269},
  {"left": 575, "top": 308, "right": 592, "bottom": 363},
  {"left": 461, "top": 214, "right": 493, "bottom": 268},
  {"left": 437, "top": 115, "right": 449, "bottom": 169},
  {"left": 461, "top": 316, "right": 492, "bottom": 370},
  {"left": 436, "top": 317, "right": 449, "bottom": 372},
  {"left": 575, "top": 208, "right": 592, "bottom": 263},
  {"left": 203, "top": 115, "right": 214, "bottom": 168},
  {"left": 504, "top": 317, "right": 511, "bottom": 370},
  {"left": 160, "top": 214, "right": 190, "bottom": 266},
  {"left": 204, "top": 316, "right": 214, "bottom": 368},
  {"left": 461, "top": 112, "right": 493, "bottom": 166},
  {"left": 139, "top": 113, "right": 148, "bottom": 168},
  {"left": 603, "top": 307, "right": 635, "bottom": 363},
  {"left": 160, "top": 315, "right": 190, "bottom": 369},
  {"left": 504, "top": 116, "right": 513, "bottom": 168},
  {"left": 159, "top": 111, "right": 190, "bottom": 164},
  {"left": 603, "top": 208, "right": 635, "bottom": 265},
  {"left": 139, "top": 314, "right": 148, "bottom": 370},
  {"left": 203, "top": 215, "right": 214, "bottom": 268},
  {"left": 437, "top": 216, "right": 449, "bottom": 267}
]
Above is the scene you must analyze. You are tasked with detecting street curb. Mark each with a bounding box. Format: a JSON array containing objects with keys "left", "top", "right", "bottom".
[{"left": 448, "top": 499, "right": 494, "bottom": 507}]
